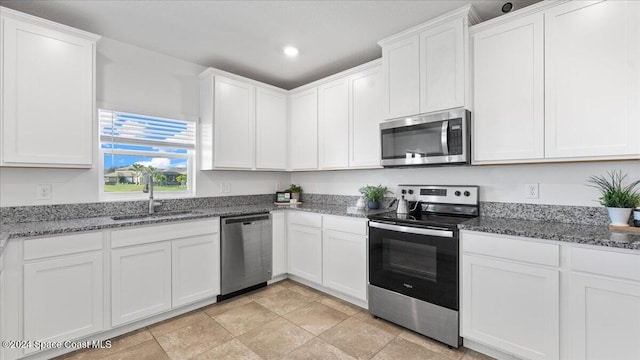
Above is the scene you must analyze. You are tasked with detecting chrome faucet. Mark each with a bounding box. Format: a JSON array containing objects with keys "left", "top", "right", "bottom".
[{"left": 142, "top": 174, "right": 162, "bottom": 214}]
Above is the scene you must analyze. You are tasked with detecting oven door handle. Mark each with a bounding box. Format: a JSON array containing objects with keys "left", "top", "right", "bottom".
[{"left": 369, "top": 221, "right": 454, "bottom": 238}]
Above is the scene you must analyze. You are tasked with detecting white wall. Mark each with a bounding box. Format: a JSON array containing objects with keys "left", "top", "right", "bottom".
[
  {"left": 291, "top": 160, "right": 640, "bottom": 207},
  {"left": 0, "top": 37, "right": 289, "bottom": 206}
]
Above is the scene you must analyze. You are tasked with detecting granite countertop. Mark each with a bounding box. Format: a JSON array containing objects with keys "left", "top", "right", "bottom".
[
  {"left": 3, "top": 203, "right": 639, "bottom": 259},
  {"left": 0, "top": 203, "right": 391, "bottom": 257},
  {"left": 459, "top": 217, "right": 640, "bottom": 251}
]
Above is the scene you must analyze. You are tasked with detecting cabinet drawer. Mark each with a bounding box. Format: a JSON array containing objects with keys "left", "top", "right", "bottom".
[
  {"left": 24, "top": 232, "right": 103, "bottom": 260},
  {"left": 323, "top": 215, "right": 367, "bottom": 235},
  {"left": 111, "top": 219, "right": 219, "bottom": 248},
  {"left": 572, "top": 247, "right": 640, "bottom": 282},
  {"left": 288, "top": 212, "right": 322, "bottom": 228},
  {"left": 462, "top": 232, "right": 559, "bottom": 267}
]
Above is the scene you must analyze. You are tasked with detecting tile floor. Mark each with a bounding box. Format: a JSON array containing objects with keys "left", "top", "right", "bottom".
[{"left": 56, "top": 280, "right": 495, "bottom": 360}]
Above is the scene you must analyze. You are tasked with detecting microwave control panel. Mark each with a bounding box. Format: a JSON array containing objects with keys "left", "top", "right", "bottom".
[{"left": 448, "top": 119, "right": 463, "bottom": 155}]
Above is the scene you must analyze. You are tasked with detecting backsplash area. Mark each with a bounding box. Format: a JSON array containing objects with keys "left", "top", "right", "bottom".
[
  {"left": 0, "top": 194, "right": 274, "bottom": 224},
  {"left": 480, "top": 202, "right": 610, "bottom": 226},
  {"left": 1, "top": 193, "right": 610, "bottom": 226}
]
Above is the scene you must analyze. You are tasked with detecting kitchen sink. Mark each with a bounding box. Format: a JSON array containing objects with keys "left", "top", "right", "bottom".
[{"left": 110, "top": 210, "right": 200, "bottom": 221}]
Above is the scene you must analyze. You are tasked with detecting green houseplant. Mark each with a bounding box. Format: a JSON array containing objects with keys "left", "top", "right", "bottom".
[
  {"left": 287, "top": 184, "right": 303, "bottom": 202},
  {"left": 588, "top": 170, "right": 640, "bottom": 226},
  {"left": 358, "top": 184, "right": 391, "bottom": 209}
]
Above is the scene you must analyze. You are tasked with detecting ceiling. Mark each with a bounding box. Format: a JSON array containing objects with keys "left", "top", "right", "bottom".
[{"left": 1, "top": 0, "right": 540, "bottom": 90}]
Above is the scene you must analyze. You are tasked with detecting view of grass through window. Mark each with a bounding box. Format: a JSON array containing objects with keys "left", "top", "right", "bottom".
[
  {"left": 103, "top": 155, "right": 188, "bottom": 193},
  {"left": 100, "top": 110, "right": 195, "bottom": 194}
]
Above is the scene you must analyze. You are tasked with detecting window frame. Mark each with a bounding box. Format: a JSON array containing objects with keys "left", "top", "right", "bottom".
[{"left": 97, "top": 107, "right": 197, "bottom": 201}]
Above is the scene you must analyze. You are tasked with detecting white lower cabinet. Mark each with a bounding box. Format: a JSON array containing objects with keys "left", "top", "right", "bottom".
[
  {"left": 569, "top": 246, "right": 640, "bottom": 360},
  {"left": 462, "top": 255, "right": 559, "bottom": 360},
  {"left": 271, "top": 211, "right": 287, "bottom": 277},
  {"left": 285, "top": 213, "right": 368, "bottom": 303},
  {"left": 322, "top": 229, "right": 367, "bottom": 301},
  {"left": 111, "top": 219, "right": 220, "bottom": 326},
  {"left": 462, "top": 230, "right": 640, "bottom": 360},
  {"left": 172, "top": 234, "right": 219, "bottom": 307},
  {"left": 287, "top": 223, "right": 323, "bottom": 284},
  {"left": 23, "top": 252, "right": 103, "bottom": 354},
  {"left": 570, "top": 274, "right": 640, "bottom": 360},
  {"left": 461, "top": 231, "right": 560, "bottom": 360},
  {"left": 111, "top": 242, "right": 172, "bottom": 327}
]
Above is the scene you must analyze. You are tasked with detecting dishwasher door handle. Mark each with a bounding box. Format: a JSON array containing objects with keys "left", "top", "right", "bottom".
[{"left": 224, "top": 214, "right": 270, "bottom": 224}]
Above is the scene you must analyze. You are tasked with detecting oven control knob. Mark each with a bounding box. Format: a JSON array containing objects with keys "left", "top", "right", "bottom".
[
  {"left": 455, "top": 191, "right": 461, "bottom": 196},
  {"left": 401, "top": 189, "right": 407, "bottom": 194},
  {"left": 408, "top": 190, "right": 414, "bottom": 195},
  {"left": 464, "top": 191, "right": 471, "bottom": 197}
]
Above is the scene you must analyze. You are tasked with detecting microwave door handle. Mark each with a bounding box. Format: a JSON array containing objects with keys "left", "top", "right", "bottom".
[{"left": 441, "top": 120, "right": 449, "bottom": 155}]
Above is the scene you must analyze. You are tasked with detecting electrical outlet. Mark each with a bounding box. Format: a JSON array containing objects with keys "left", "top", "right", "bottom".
[
  {"left": 37, "top": 184, "right": 52, "bottom": 200},
  {"left": 222, "top": 182, "right": 231, "bottom": 193},
  {"left": 525, "top": 183, "right": 539, "bottom": 199},
  {"left": 275, "top": 181, "right": 281, "bottom": 191}
]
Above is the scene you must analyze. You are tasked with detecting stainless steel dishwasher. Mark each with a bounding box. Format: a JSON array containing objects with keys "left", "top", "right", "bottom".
[{"left": 219, "top": 213, "right": 272, "bottom": 300}]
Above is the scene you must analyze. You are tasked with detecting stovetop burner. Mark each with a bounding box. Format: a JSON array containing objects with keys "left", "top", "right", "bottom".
[
  {"left": 368, "top": 185, "right": 479, "bottom": 229},
  {"left": 369, "top": 212, "right": 476, "bottom": 229}
]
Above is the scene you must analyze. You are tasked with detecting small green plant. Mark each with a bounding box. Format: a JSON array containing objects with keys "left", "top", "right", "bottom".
[
  {"left": 588, "top": 170, "right": 640, "bottom": 208},
  {"left": 358, "top": 184, "right": 391, "bottom": 201},
  {"left": 287, "top": 184, "right": 302, "bottom": 193}
]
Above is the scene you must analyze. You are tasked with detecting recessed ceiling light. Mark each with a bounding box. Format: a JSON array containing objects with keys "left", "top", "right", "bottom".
[{"left": 283, "top": 46, "right": 299, "bottom": 57}]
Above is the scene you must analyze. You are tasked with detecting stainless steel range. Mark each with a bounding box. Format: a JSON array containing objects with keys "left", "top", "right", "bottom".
[{"left": 367, "top": 185, "right": 479, "bottom": 348}]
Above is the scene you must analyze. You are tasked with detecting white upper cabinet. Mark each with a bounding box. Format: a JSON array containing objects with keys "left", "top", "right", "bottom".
[
  {"left": 0, "top": 9, "right": 99, "bottom": 168},
  {"left": 200, "top": 70, "right": 288, "bottom": 170},
  {"left": 256, "top": 87, "right": 288, "bottom": 170},
  {"left": 472, "top": 12, "right": 544, "bottom": 163},
  {"left": 381, "top": 35, "right": 421, "bottom": 119},
  {"left": 349, "top": 64, "right": 382, "bottom": 168},
  {"left": 544, "top": 0, "right": 640, "bottom": 159},
  {"left": 318, "top": 78, "right": 350, "bottom": 169},
  {"left": 379, "top": 6, "right": 476, "bottom": 120},
  {"left": 289, "top": 88, "right": 319, "bottom": 170},
  {"left": 214, "top": 76, "right": 255, "bottom": 169},
  {"left": 420, "top": 17, "right": 465, "bottom": 113}
]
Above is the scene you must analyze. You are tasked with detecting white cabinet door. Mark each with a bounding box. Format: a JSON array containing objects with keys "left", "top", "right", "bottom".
[
  {"left": 462, "top": 255, "right": 559, "bottom": 360},
  {"left": 256, "top": 87, "right": 287, "bottom": 170},
  {"left": 172, "top": 234, "right": 219, "bottom": 307},
  {"left": 420, "top": 17, "right": 465, "bottom": 113},
  {"left": 322, "top": 229, "right": 367, "bottom": 301},
  {"left": 318, "top": 78, "right": 349, "bottom": 169},
  {"left": 214, "top": 76, "right": 255, "bottom": 168},
  {"left": 545, "top": 0, "right": 640, "bottom": 158},
  {"left": 349, "top": 65, "right": 382, "bottom": 168},
  {"left": 1, "top": 16, "right": 96, "bottom": 167},
  {"left": 23, "top": 252, "right": 103, "bottom": 353},
  {"left": 111, "top": 242, "right": 172, "bottom": 326},
  {"left": 381, "top": 35, "right": 420, "bottom": 119},
  {"left": 289, "top": 88, "right": 318, "bottom": 170},
  {"left": 570, "top": 274, "right": 640, "bottom": 360},
  {"left": 271, "top": 211, "right": 287, "bottom": 277},
  {"left": 472, "top": 12, "right": 544, "bottom": 163},
  {"left": 287, "top": 223, "right": 322, "bottom": 284}
]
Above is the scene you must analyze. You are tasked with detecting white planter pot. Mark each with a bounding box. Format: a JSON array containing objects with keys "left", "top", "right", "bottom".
[{"left": 607, "top": 207, "right": 632, "bottom": 226}]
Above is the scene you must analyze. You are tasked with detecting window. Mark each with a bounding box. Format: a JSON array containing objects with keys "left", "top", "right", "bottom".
[{"left": 99, "top": 109, "right": 196, "bottom": 197}]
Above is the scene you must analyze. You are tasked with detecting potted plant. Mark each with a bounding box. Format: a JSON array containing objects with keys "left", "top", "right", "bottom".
[
  {"left": 358, "top": 184, "right": 391, "bottom": 209},
  {"left": 287, "top": 184, "right": 303, "bottom": 202},
  {"left": 588, "top": 170, "right": 640, "bottom": 226}
]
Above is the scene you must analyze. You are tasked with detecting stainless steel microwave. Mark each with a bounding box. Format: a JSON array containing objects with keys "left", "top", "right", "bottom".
[{"left": 380, "top": 109, "right": 470, "bottom": 167}]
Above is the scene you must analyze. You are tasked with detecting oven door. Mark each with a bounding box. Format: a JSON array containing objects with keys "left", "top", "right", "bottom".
[{"left": 368, "top": 221, "right": 458, "bottom": 310}]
